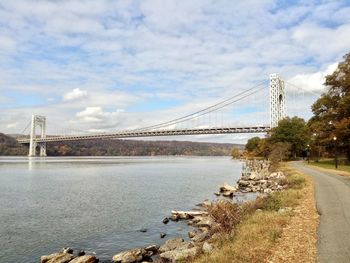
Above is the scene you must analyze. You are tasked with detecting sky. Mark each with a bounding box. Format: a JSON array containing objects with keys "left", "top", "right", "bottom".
[{"left": 0, "top": 0, "right": 350, "bottom": 143}]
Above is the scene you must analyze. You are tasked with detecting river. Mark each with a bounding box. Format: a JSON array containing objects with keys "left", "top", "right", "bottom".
[{"left": 0, "top": 156, "right": 244, "bottom": 263}]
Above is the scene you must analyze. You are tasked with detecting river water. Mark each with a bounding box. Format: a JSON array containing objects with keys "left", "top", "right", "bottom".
[{"left": 0, "top": 156, "right": 244, "bottom": 263}]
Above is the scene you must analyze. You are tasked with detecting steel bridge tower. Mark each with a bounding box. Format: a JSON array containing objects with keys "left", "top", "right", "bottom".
[
  {"left": 28, "top": 115, "right": 47, "bottom": 157},
  {"left": 269, "top": 73, "right": 286, "bottom": 128}
]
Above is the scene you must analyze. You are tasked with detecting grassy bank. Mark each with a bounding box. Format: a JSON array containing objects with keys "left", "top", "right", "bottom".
[
  {"left": 309, "top": 158, "right": 350, "bottom": 173},
  {"left": 190, "top": 165, "right": 318, "bottom": 263}
]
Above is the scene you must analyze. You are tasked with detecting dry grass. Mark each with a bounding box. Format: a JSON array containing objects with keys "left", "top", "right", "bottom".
[
  {"left": 190, "top": 165, "right": 318, "bottom": 263},
  {"left": 267, "top": 169, "right": 319, "bottom": 263}
]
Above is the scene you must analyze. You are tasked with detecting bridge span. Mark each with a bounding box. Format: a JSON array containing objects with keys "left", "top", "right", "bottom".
[
  {"left": 17, "top": 73, "right": 286, "bottom": 156},
  {"left": 17, "top": 125, "right": 270, "bottom": 144}
]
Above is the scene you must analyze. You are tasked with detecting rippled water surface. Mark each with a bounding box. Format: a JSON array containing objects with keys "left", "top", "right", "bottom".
[{"left": 0, "top": 156, "right": 244, "bottom": 263}]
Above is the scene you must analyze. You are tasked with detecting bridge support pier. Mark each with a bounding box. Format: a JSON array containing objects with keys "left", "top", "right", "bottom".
[
  {"left": 29, "top": 115, "right": 47, "bottom": 157},
  {"left": 269, "top": 73, "right": 286, "bottom": 128}
]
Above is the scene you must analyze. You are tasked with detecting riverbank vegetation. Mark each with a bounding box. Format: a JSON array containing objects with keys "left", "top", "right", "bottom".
[{"left": 191, "top": 165, "right": 318, "bottom": 263}]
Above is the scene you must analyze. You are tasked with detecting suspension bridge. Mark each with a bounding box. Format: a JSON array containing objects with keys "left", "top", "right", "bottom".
[{"left": 17, "top": 73, "right": 310, "bottom": 157}]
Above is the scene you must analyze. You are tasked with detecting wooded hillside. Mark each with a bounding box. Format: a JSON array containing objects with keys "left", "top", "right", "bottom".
[{"left": 1, "top": 133, "right": 242, "bottom": 156}]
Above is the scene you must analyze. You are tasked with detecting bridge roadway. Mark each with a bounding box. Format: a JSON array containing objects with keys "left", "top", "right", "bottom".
[{"left": 17, "top": 126, "right": 270, "bottom": 144}]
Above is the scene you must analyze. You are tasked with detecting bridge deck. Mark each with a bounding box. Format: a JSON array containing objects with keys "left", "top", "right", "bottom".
[{"left": 17, "top": 126, "right": 270, "bottom": 143}]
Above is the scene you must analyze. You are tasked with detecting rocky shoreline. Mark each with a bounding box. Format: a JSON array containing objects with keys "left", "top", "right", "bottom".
[{"left": 41, "top": 159, "right": 287, "bottom": 263}]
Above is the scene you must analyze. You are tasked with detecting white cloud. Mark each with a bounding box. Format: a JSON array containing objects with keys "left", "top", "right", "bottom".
[
  {"left": 0, "top": 1, "right": 349, "bottom": 143},
  {"left": 63, "top": 88, "right": 88, "bottom": 101},
  {"left": 75, "top": 107, "right": 125, "bottom": 132},
  {"left": 6, "top": 122, "right": 18, "bottom": 129},
  {"left": 287, "top": 63, "right": 338, "bottom": 93}
]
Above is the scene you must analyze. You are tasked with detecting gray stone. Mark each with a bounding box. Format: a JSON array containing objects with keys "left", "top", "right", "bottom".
[
  {"left": 159, "top": 238, "right": 185, "bottom": 253},
  {"left": 112, "top": 248, "right": 145, "bottom": 263},
  {"left": 42, "top": 252, "right": 75, "bottom": 263},
  {"left": 191, "top": 230, "right": 209, "bottom": 243},
  {"left": 69, "top": 255, "right": 98, "bottom": 263},
  {"left": 144, "top": 245, "right": 159, "bottom": 254},
  {"left": 188, "top": 231, "right": 196, "bottom": 238},
  {"left": 160, "top": 247, "right": 198, "bottom": 262},
  {"left": 202, "top": 242, "right": 213, "bottom": 253}
]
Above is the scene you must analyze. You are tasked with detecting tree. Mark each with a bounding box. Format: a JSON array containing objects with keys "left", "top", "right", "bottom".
[
  {"left": 309, "top": 52, "right": 350, "bottom": 160},
  {"left": 269, "top": 117, "right": 310, "bottom": 158},
  {"left": 245, "top": 137, "right": 261, "bottom": 153},
  {"left": 269, "top": 142, "right": 291, "bottom": 162},
  {"left": 231, "top": 148, "right": 242, "bottom": 159}
]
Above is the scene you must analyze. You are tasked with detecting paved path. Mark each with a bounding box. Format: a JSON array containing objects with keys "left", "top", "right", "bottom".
[{"left": 292, "top": 162, "right": 350, "bottom": 263}]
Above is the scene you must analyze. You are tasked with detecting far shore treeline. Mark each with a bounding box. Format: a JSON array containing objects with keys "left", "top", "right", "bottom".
[
  {"left": 234, "top": 52, "right": 350, "bottom": 163},
  {"left": 0, "top": 133, "right": 242, "bottom": 156}
]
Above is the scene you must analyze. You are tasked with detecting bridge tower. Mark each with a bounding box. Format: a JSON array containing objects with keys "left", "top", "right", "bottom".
[
  {"left": 269, "top": 73, "right": 286, "bottom": 128},
  {"left": 28, "top": 115, "right": 47, "bottom": 157}
]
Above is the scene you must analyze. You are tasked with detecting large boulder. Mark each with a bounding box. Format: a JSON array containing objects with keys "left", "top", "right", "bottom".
[
  {"left": 159, "top": 238, "right": 185, "bottom": 253},
  {"left": 191, "top": 230, "right": 210, "bottom": 243},
  {"left": 193, "top": 216, "right": 215, "bottom": 228},
  {"left": 69, "top": 255, "right": 98, "bottom": 263},
  {"left": 41, "top": 252, "right": 75, "bottom": 263},
  {"left": 144, "top": 244, "right": 159, "bottom": 254},
  {"left": 112, "top": 248, "right": 145, "bottom": 263},
  {"left": 159, "top": 247, "right": 198, "bottom": 262},
  {"left": 219, "top": 182, "right": 237, "bottom": 192},
  {"left": 41, "top": 253, "right": 61, "bottom": 263},
  {"left": 237, "top": 180, "right": 250, "bottom": 187}
]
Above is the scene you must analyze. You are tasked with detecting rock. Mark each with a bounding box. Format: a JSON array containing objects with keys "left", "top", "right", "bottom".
[
  {"left": 41, "top": 252, "right": 75, "bottom": 263},
  {"left": 162, "top": 217, "right": 170, "bottom": 224},
  {"left": 142, "top": 250, "right": 153, "bottom": 259},
  {"left": 263, "top": 188, "right": 272, "bottom": 194},
  {"left": 171, "top": 210, "right": 208, "bottom": 219},
  {"left": 69, "top": 255, "right": 98, "bottom": 263},
  {"left": 112, "top": 248, "right": 145, "bottom": 263},
  {"left": 202, "top": 200, "right": 212, "bottom": 207},
  {"left": 191, "top": 230, "right": 209, "bottom": 243},
  {"left": 188, "top": 231, "right": 196, "bottom": 238},
  {"left": 193, "top": 216, "right": 215, "bottom": 228},
  {"left": 159, "top": 238, "right": 185, "bottom": 253},
  {"left": 160, "top": 232, "right": 166, "bottom": 238},
  {"left": 159, "top": 247, "right": 198, "bottom": 262},
  {"left": 140, "top": 228, "right": 148, "bottom": 233},
  {"left": 219, "top": 182, "right": 237, "bottom": 192},
  {"left": 256, "top": 209, "right": 262, "bottom": 213},
  {"left": 202, "top": 242, "right": 213, "bottom": 253},
  {"left": 238, "top": 180, "right": 250, "bottom": 187},
  {"left": 214, "top": 192, "right": 221, "bottom": 196},
  {"left": 169, "top": 214, "right": 179, "bottom": 221},
  {"left": 78, "top": 250, "right": 85, "bottom": 256},
  {"left": 222, "top": 190, "right": 234, "bottom": 197},
  {"left": 41, "top": 253, "right": 61, "bottom": 263},
  {"left": 144, "top": 245, "right": 159, "bottom": 254},
  {"left": 63, "top": 248, "right": 73, "bottom": 254},
  {"left": 249, "top": 172, "right": 262, "bottom": 180}
]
